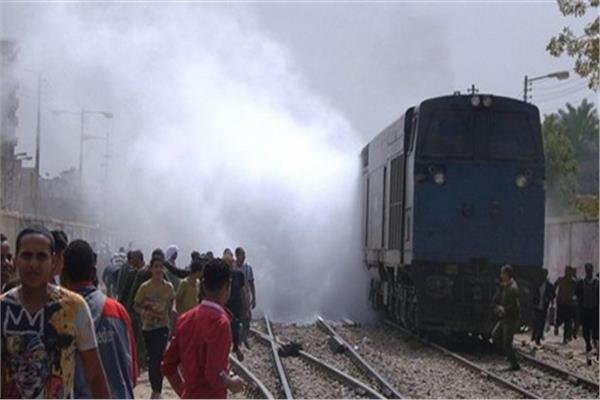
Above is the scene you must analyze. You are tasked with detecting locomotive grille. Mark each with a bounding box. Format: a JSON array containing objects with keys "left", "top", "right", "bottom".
[{"left": 389, "top": 155, "right": 404, "bottom": 249}]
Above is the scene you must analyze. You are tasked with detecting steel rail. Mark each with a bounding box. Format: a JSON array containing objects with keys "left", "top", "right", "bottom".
[
  {"left": 251, "top": 327, "right": 386, "bottom": 399},
  {"left": 519, "top": 339, "right": 600, "bottom": 367},
  {"left": 229, "top": 354, "right": 275, "bottom": 399},
  {"left": 384, "top": 320, "right": 541, "bottom": 399},
  {"left": 515, "top": 349, "right": 599, "bottom": 392},
  {"left": 317, "top": 316, "right": 403, "bottom": 399},
  {"left": 264, "top": 316, "right": 294, "bottom": 399}
]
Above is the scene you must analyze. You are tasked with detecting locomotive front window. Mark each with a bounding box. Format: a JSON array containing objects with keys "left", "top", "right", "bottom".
[
  {"left": 420, "top": 110, "right": 473, "bottom": 157},
  {"left": 488, "top": 111, "right": 537, "bottom": 160}
]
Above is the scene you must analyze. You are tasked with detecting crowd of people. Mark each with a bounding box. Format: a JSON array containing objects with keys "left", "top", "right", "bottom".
[
  {"left": 0, "top": 227, "right": 255, "bottom": 399},
  {"left": 530, "top": 264, "right": 599, "bottom": 362},
  {"left": 492, "top": 263, "right": 599, "bottom": 371},
  {"left": 1, "top": 226, "right": 598, "bottom": 398}
]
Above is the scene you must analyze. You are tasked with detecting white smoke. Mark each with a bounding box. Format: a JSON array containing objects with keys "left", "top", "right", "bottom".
[{"left": 4, "top": 3, "right": 372, "bottom": 322}]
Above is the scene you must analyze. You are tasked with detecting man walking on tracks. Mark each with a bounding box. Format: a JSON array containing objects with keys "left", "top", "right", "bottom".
[
  {"left": 555, "top": 265, "right": 577, "bottom": 343},
  {"left": 576, "top": 263, "right": 599, "bottom": 364},
  {"left": 531, "top": 268, "right": 555, "bottom": 346},
  {"left": 492, "top": 264, "right": 521, "bottom": 371}
]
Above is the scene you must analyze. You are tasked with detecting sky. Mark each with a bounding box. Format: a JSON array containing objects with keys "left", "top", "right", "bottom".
[
  {"left": 5, "top": 2, "right": 596, "bottom": 176},
  {"left": 1, "top": 2, "right": 597, "bottom": 321}
]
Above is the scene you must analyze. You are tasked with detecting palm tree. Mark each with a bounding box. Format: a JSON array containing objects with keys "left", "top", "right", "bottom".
[{"left": 557, "top": 98, "right": 599, "bottom": 195}]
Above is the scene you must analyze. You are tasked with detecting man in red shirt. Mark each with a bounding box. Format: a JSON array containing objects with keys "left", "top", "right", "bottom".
[{"left": 161, "top": 258, "right": 246, "bottom": 398}]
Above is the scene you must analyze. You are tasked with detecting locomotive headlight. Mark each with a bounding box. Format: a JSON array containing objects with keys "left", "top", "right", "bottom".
[
  {"left": 483, "top": 96, "right": 493, "bottom": 107},
  {"left": 515, "top": 174, "right": 528, "bottom": 188},
  {"left": 471, "top": 95, "right": 481, "bottom": 107},
  {"left": 433, "top": 171, "right": 446, "bottom": 185}
]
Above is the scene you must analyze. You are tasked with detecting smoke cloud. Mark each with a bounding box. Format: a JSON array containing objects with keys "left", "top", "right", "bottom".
[{"left": 3, "top": 4, "right": 372, "bottom": 322}]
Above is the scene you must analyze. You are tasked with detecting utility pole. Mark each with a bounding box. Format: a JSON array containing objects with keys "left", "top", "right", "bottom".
[
  {"left": 79, "top": 108, "right": 85, "bottom": 193},
  {"left": 34, "top": 74, "right": 42, "bottom": 215},
  {"left": 467, "top": 84, "right": 479, "bottom": 95},
  {"left": 522, "top": 70, "right": 569, "bottom": 103}
]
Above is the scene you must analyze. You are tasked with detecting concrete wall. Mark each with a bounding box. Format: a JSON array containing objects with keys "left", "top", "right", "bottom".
[
  {"left": 0, "top": 210, "right": 115, "bottom": 249},
  {"left": 545, "top": 216, "right": 599, "bottom": 281}
]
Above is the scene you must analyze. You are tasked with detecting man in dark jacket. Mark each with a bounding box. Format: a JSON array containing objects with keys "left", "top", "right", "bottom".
[
  {"left": 531, "top": 268, "right": 555, "bottom": 346},
  {"left": 576, "top": 263, "right": 599, "bottom": 364},
  {"left": 492, "top": 264, "right": 521, "bottom": 371},
  {"left": 554, "top": 265, "right": 577, "bottom": 343}
]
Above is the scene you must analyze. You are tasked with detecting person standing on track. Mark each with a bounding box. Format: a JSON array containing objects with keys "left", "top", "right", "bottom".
[
  {"left": 554, "top": 265, "right": 577, "bottom": 343},
  {"left": 134, "top": 257, "right": 175, "bottom": 399},
  {"left": 235, "top": 247, "right": 255, "bottom": 349},
  {"left": 531, "top": 268, "right": 555, "bottom": 346},
  {"left": 576, "top": 262, "right": 599, "bottom": 364},
  {"left": 492, "top": 264, "right": 521, "bottom": 371},
  {"left": 162, "top": 258, "right": 246, "bottom": 399},
  {"left": 223, "top": 252, "right": 245, "bottom": 361}
]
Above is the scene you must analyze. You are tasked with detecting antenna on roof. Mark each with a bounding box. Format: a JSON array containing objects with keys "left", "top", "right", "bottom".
[{"left": 467, "top": 84, "right": 479, "bottom": 95}]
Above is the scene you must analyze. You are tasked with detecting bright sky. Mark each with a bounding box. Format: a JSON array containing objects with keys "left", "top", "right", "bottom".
[{"left": 3, "top": 2, "right": 596, "bottom": 176}]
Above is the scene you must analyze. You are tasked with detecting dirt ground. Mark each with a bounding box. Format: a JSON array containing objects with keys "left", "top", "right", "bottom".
[{"left": 133, "top": 370, "right": 247, "bottom": 399}]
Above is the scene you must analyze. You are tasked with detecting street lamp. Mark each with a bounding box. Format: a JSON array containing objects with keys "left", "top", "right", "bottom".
[
  {"left": 523, "top": 70, "right": 570, "bottom": 102},
  {"left": 52, "top": 108, "right": 113, "bottom": 189}
]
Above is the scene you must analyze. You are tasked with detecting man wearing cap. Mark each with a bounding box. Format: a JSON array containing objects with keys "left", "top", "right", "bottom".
[{"left": 0, "top": 226, "right": 110, "bottom": 398}]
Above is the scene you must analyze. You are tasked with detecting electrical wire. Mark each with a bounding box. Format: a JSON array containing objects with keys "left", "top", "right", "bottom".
[
  {"left": 531, "top": 77, "right": 586, "bottom": 93},
  {"left": 533, "top": 83, "right": 590, "bottom": 103}
]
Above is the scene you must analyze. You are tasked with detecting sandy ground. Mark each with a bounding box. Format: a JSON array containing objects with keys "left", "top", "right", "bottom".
[
  {"left": 133, "top": 372, "right": 178, "bottom": 399},
  {"left": 133, "top": 369, "right": 247, "bottom": 399}
]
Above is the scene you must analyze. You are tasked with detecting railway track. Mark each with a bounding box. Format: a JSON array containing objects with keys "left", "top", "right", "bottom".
[
  {"left": 385, "top": 320, "right": 599, "bottom": 399},
  {"left": 251, "top": 316, "right": 386, "bottom": 399},
  {"left": 315, "top": 316, "right": 403, "bottom": 399},
  {"left": 514, "top": 348, "right": 599, "bottom": 392},
  {"left": 229, "top": 354, "right": 275, "bottom": 399},
  {"left": 515, "top": 338, "right": 599, "bottom": 381}
]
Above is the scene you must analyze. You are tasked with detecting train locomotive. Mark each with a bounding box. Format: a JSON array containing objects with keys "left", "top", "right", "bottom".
[{"left": 361, "top": 93, "right": 545, "bottom": 335}]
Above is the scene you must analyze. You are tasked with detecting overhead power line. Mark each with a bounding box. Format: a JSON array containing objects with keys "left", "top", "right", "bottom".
[
  {"left": 533, "top": 83, "right": 590, "bottom": 103},
  {"left": 531, "top": 77, "right": 585, "bottom": 93}
]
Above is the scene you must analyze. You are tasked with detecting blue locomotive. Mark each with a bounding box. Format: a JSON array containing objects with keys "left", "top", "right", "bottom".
[{"left": 361, "top": 93, "right": 545, "bottom": 335}]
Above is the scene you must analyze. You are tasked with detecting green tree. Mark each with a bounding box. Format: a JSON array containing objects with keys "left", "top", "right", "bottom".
[
  {"left": 543, "top": 99, "right": 599, "bottom": 217},
  {"left": 547, "top": 0, "right": 599, "bottom": 91},
  {"left": 543, "top": 113, "right": 578, "bottom": 215},
  {"left": 557, "top": 98, "right": 599, "bottom": 195}
]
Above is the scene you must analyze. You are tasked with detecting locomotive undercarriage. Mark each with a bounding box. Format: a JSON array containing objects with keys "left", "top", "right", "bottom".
[{"left": 370, "top": 261, "right": 541, "bottom": 336}]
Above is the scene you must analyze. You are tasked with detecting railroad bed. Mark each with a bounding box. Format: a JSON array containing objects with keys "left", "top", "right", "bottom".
[
  {"left": 515, "top": 339, "right": 599, "bottom": 382},
  {"left": 247, "top": 317, "right": 384, "bottom": 399},
  {"left": 140, "top": 319, "right": 599, "bottom": 399},
  {"left": 338, "top": 322, "right": 527, "bottom": 399}
]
